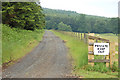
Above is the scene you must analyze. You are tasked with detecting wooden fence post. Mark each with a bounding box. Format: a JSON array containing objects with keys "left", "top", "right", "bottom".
[
  {"left": 74, "top": 32, "right": 75, "bottom": 37},
  {"left": 88, "top": 33, "right": 95, "bottom": 66},
  {"left": 84, "top": 33, "right": 87, "bottom": 43},
  {"left": 76, "top": 32, "right": 78, "bottom": 37},
  {"left": 106, "top": 55, "right": 110, "bottom": 67},
  {"left": 78, "top": 32, "right": 80, "bottom": 39},
  {"left": 76, "top": 32, "right": 77, "bottom": 37},
  {"left": 75, "top": 32, "right": 76, "bottom": 37},
  {"left": 84, "top": 33, "right": 86, "bottom": 38},
  {"left": 71, "top": 32, "right": 73, "bottom": 36},
  {"left": 81, "top": 33, "right": 82, "bottom": 40},
  {"left": 110, "top": 42, "right": 115, "bottom": 68},
  {"left": 85, "top": 34, "right": 88, "bottom": 44},
  {"left": 72, "top": 32, "right": 74, "bottom": 36}
]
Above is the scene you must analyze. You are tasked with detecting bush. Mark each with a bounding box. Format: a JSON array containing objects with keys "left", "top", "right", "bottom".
[{"left": 2, "top": 2, "right": 45, "bottom": 30}]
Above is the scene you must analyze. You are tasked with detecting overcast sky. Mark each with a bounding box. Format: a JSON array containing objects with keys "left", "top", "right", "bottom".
[{"left": 40, "top": 0, "right": 119, "bottom": 18}]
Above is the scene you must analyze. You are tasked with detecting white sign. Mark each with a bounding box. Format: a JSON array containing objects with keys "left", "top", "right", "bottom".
[{"left": 94, "top": 43, "right": 109, "bottom": 55}]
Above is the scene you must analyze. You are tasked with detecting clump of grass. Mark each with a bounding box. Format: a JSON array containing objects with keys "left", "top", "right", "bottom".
[
  {"left": 2, "top": 24, "right": 44, "bottom": 64},
  {"left": 83, "top": 61, "right": 118, "bottom": 73},
  {"left": 83, "top": 55, "right": 118, "bottom": 73},
  {"left": 83, "top": 64, "right": 110, "bottom": 73},
  {"left": 73, "top": 68, "right": 118, "bottom": 78},
  {"left": 111, "top": 62, "right": 118, "bottom": 72}
]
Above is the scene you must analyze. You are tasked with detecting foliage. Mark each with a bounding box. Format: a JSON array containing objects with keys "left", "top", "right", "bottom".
[
  {"left": 73, "top": 68, "right": 118, "bottom": 78},
  {"left": 83, "top": 61, "right": 118, "bottom": 73},
  {"left": 111, "top": 62, "right": 118, "bottom": 72},
  {"left": 83, "top": 64, "right": 110, "bottom": 73},
  {"left": 57, "top": 22, "right": 72, "bottom": 31},
  {"left": 44, "top": 8, "right": 118, "bottom": 34},
  {"left": 2, "top": 2, "right": 45, "bottom": 30},
  {"left": 2, "top": 24, "right": 44, "bottom": 64},
  {"left": 109, "top": 18, "right": 118, "bottom": 35}
]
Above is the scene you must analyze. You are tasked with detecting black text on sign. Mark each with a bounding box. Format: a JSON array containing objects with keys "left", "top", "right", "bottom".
[{"left": 94, "top": 43, "right": 109, "bottom": 55}]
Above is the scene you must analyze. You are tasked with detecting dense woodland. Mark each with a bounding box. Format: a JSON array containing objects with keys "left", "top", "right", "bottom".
[
  {"left": 2, "top": 2, "right": 45, "bottom": 30},
  {"left": 1, "top": 3, "right": 118, "bottom": 34},
  {"left": 43, "top": 8, "right": 118, "bottom": 34}
]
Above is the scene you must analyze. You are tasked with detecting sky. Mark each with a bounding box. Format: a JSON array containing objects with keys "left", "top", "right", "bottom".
[{"left": 40, "top": 0, "right": 119, "bottom": 18}]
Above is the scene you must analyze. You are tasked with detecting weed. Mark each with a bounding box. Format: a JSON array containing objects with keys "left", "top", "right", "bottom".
[
  {"left": 111, "top": 62, "right": 118, "bottom": 72},
  {"left": 84, "top": 64, "right": 110, "bottom": 73}
]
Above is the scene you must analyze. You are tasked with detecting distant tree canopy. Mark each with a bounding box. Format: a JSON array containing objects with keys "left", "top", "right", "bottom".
[
  {"left": 2, "top": 2, "right": 45, "bottom": 30},
  {"left": 43, "top": 8, "right": 118, "bottom": 34},
  {"left": 57, "top": 22, "right": 72, "bottom": 31}
]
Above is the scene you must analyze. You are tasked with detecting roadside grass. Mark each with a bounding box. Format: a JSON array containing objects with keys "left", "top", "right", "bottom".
[
  {"left": 2, "top": 24, "right": 44, "bottom": 65},
  {"left": 52, "top": 30, "right": 118, "bottom": 78},
  {"left": 73, "top": 68, "right": 118, "bottom": 78},
  {"left": 52, "top": 30, "right": 88, "bottom": 68}
]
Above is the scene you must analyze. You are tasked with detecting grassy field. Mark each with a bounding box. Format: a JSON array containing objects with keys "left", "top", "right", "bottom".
[
  {"left": 95, "top": 33, "right": 118, "bottom": 43},
  {"left": 2, "top": 24, "right": 44, "bottom": 65},
  {"left": 52, "top": 30, "right": 118, "bottom": 78}
]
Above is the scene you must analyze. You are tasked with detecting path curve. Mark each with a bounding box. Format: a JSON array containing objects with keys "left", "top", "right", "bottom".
[{"left": 3, "top": 31, "right": 71, "bottom": 78}]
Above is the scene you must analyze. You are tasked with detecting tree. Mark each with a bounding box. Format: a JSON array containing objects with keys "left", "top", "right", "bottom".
[
  {"left": 2, "top": 2, "right": 45, "bottom": 30},
  {"left": 44, "top": 8, "right": 118, "bottom": 34},
  {"left": 57, "top": 22, "right": 72, "bottom": 31},
  {"left": 110, "top": 18, "right": 118, "bottom": 35}
]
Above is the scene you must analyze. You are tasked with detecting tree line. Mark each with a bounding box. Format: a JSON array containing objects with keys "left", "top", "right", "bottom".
[
  {"left": 43, "top": 8, "right": 118, "bottom": 34},
  {"left": 2, "top": 2, "right": 45, "bottom": 30},
  {"left": 2, "top": 3, "right": 118, "bottom": 34}
]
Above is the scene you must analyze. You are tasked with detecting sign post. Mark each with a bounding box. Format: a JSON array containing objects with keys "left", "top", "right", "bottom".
[
  {"left": 94, "top": 43, "right": 110, "bottom": 67},
  {"left": 88, "top": 34, "right": 115, "bottom": 68}
]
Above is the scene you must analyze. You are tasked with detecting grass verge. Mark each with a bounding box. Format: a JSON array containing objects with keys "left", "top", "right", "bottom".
[
  {"left": 73, "top": 68, "right": 118, "bottom": 78},
  {"left": 2, "top": 24, "right": 44, "bottom": 66},
  {"left": 52, "top": 30, "right": 88, "bottom": 69},
  {"left": 52, "top": 30, "right": 118, "bottom": 78}
]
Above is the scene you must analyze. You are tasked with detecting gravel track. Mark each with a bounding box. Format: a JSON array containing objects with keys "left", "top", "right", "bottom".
[{"left": 2, "top": 31, "right": 71, "bottom": 78}]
